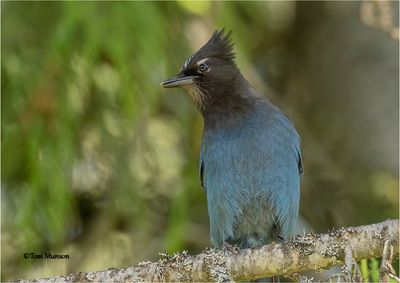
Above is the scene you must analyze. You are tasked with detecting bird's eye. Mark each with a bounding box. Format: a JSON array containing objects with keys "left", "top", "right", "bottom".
[{"left": 198, "top": 63, "right": 209, "bottom": 72}]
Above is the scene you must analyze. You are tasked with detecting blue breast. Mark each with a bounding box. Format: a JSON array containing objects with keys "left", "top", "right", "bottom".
[{"left": 200, "top": 99, "right": 302, "bottom": 248}]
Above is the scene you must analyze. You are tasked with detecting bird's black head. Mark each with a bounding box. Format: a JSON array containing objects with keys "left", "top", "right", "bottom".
[{"left": 161, "top": 29, "right": 246, "bottom": 114}]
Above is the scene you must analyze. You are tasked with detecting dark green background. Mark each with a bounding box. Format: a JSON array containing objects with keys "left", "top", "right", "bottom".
[{"left": 2, "top": 1, "right": 398, "bottom": 281}]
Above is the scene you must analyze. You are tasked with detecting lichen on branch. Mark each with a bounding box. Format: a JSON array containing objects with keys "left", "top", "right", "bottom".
[{"left": 16, "top": 219, "right": 399, "bottom": 282}]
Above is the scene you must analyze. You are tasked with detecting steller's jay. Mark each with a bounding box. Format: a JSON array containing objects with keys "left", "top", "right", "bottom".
[{"left": 161, "top": 30, "right": 302, "bottom": 249}]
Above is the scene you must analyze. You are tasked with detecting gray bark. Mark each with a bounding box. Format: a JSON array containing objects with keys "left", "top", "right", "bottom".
[{"left": 16, "top": 219, "right": 399, "bottom": 282}]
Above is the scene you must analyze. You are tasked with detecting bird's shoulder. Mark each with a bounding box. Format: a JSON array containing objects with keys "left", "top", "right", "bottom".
[
  {"left": 202, "top": 99, "right": 298, "bottom": 150},
  {"left": 200, "top": 98, "right": 303, "bottom": 177}
]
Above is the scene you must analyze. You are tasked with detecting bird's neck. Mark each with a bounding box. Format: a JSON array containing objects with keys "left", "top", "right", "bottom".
[{"left": 201, "top": 75, "right": 262, "bottom": 131}]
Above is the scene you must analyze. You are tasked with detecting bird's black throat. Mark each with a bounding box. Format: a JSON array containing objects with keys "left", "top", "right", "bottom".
[{"left": 198, "top": 74, "right": 261, "bottom": 131}]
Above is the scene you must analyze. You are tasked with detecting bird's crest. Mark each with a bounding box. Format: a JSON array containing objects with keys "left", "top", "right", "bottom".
[{"left": 189, "top": 29, "right": 236, "bottom": 66}]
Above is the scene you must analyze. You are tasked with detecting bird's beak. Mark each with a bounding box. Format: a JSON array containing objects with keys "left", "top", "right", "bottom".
[{"left": 160, "top": 75, "right": 198, "bottom": 88}]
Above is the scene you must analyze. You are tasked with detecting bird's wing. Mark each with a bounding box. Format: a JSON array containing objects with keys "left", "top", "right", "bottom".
[
  {"left": 200, "top": 159, "right": 206, "bottom": 192},
  {"left": 282, "top": 111, "right": 303, "bottom": 175},
  {"left": 297, "top": 150, "right": 304, "bottom": 175}
]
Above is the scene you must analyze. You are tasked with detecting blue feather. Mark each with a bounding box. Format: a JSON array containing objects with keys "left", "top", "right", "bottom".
[{"left": 200, "top": 98, "right": 301, "bottom": 248}]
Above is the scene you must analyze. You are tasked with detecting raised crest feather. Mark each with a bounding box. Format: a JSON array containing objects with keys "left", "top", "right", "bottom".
[{"left": 191, "top": 29, "right": 236, "bottom": 65}]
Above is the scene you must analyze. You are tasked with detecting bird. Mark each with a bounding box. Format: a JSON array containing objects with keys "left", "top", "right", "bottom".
[{"left": 161, "top": 29, "right": 302, "bottom": 250}]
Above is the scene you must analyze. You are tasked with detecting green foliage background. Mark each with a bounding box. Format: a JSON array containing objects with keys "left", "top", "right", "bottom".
[{"left": 2, "top": 1, "right": 398, "bottom": 281}]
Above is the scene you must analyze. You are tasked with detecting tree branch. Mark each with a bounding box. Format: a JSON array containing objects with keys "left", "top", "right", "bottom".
[{"left": 16, "top": 219, "right": 399, "bottom": 282}]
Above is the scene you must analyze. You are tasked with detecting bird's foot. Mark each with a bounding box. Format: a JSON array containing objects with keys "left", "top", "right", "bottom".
[{"left": 222, "top": 241, "right": 240, "bottom": 254}]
